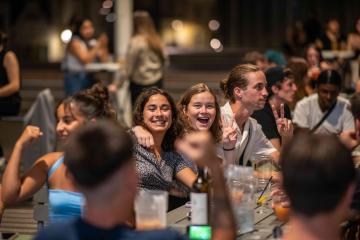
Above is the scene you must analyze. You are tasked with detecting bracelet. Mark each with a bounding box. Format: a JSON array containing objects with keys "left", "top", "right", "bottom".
[{"left": 223, "top": 147, "right": 235, "bottom": 151}]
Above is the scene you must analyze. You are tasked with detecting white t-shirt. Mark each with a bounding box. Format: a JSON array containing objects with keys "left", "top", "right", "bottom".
[
  {"left": 293, "top": 94, "right": 355, "bottom": 134},
  {"left": 219, "top": 102, "right": 277, "bottom": 166}
]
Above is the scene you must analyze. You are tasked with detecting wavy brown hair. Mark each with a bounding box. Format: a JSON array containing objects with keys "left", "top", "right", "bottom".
[
  {"left": 133, "top": 87, "right": 180, "bottom": 151},
  {"left": 177, "top": 83, "right": 222, "bottom": 143},
  {"left": 133, "top": 11, "right": 165, "bottom": 64}
]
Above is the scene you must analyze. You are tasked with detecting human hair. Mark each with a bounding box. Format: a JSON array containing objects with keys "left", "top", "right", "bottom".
[
  {"left": 220, "top": 64, "right": 260, "bottom": 103},
  {"left": 304, "top": 44, "right": 323, "bottom": 62},
  {"left": 64, "top": 83, "right": 116, "bottom": 121},
  {"left": 243, "top": 51, "right": 266, "bottom": 65},
  {"left": 64, "top": 120, "right": 133, "bottom": 188},
  {"left": 70, "top": 17, "right": 91, "bottom": 39},
  {"left": 286, "top": 57, "right": 309, "bottom": 108},
  {"left": 177, "top": 83, "right": 222, "bottom": 142},
  {"left": 266, "top": 67, "right": 294, "bottom": 97},
  {"left": 317, "top": 69, "right": 342, "bottom": 88},
  {"left": 0, "top": 31, "right": 8, "bottom": 48},
  {"left": 350, "top": 93, "right": 360, "bottom": 120},
  {"left": 133, "top": 11, "right": 165, "bottom": 64},
  {"left": 281, "top": 133, "right": 355, "bottom": 217},
  {"left": 133, "top": 87, "right": 179, "bottom": 151}
]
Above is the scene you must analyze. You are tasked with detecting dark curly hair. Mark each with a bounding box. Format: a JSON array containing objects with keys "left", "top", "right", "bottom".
[
  {"left": 133, "top": 87, "right": 180, "bottom": 151},
  {"left": 64, "top": 83, "right": 116, "bottom": 121}
]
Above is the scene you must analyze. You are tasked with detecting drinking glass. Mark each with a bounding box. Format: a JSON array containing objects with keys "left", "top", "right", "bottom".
[{"left": 134, "top": 190, "right": 168, "bottom": 230}]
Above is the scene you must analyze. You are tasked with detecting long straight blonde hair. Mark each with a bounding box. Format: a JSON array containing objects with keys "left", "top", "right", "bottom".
[{"left": 133, "top": 11, "right": 165, "bottom": 63}]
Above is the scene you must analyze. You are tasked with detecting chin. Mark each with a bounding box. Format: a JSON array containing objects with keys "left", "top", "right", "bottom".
[{"left": 196, "top": 125, "right": 210, "bottom": 131}]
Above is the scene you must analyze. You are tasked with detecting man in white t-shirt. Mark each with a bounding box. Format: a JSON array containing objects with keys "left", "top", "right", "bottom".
[
  {"left": 219, "top": 64, "right": 292, "bottom": 166},
  {"left": 293, "top": 69, "right": 354, "bottom": 135}
]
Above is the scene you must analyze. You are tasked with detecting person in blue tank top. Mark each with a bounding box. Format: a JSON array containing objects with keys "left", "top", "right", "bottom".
[
  {"left": 35, "top": 120, "right": 236, "bottom": 240},
  {"left": 2, "top": 84, "right": 116, "bottom": 222}
]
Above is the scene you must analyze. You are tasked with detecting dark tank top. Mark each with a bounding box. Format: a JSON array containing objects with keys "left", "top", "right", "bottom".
[{"left": 0, "top": 49, "right": 21, "bottom": 102}]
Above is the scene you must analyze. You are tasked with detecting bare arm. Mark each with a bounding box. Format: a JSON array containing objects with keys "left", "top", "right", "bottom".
[
  {"left": 175, "top": 168, "right": 197, "bottom": 189},
  {"left": 0, "top": 51, "right": 20, "bottom": 97},
  {"left": 69, "top": 38, "right": 101, "bottom": 64},
  {"left": 2, "top": 126, "right": 59, "bottom": 205},
  {"left": 270, "top": 138, "right": 281, "bottom": 151}
]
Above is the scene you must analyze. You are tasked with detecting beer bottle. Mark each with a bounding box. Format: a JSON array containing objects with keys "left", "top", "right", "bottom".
[{"left": 190, "top": 167, "right": 210, "bottom": 225}]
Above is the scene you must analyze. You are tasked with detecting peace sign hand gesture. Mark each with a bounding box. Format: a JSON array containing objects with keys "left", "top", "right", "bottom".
[
  {"left": 221, "top": 114, "right": 238, "bottom": 150},
  {"left": 271, "top": 103, "right": 293, "bottom": 139}
]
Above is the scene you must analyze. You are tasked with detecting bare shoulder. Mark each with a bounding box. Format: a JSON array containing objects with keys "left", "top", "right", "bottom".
[
  {"left": 3, "top": 51, "right": 19, "bottom": 65},
  {"left": 35, "top": 152, "right": 64, "bottom": 168}
]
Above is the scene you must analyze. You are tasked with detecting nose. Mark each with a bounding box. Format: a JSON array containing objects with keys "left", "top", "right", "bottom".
[
  {"left": 56, "top": 121, "right": 64, "bottom": 132},
  {"left": 155, "top": 108, "right": 162, "bottom": 116},
  {"left": 262, "top": 87, "right": 268, "bottom": 97},
  {"left": 293, "top": 84, "right": 298, "bottom": 91},
  {"left": 200, "top": 105, "right": 207, "bottom": 113}
]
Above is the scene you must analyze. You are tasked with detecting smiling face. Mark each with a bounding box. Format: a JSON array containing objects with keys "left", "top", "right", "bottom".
[
  {"left": 142, "top": 94, "right": 172, "bottom": 134},
  {"left": 56, "top": 103, "right": 86, "bottom": 142},
  {"left": 184, "top": 91, "right": 216, "bottom": 131},
  {"left": 240, "top": 71, "right": 268, "bottom": 111}
]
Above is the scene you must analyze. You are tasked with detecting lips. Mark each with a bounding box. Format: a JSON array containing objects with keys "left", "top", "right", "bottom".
[
  {"left": 197, "top": 116, "right": 210, "bottom": 125},
  {"left": 150, "top": 118, "right": 167, "bottom": 126}
]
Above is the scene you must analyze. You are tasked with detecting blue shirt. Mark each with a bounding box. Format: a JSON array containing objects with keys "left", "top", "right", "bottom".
[{"left": 35, "top": 218, "right": 188, "bottom": 240}]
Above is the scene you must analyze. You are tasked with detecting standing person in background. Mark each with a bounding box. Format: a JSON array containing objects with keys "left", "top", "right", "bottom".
[
  {"left": 0, "top": 31, "right": 21, "bottom": 116},
  {"left": 62, "top": 18, "right": 109, "bottom": 96},
  {"left": 316, "top": 18, "right": 347, "bottom": 51},
  {"left": 127, "top": 11, "right": 167, "bottom": 106},
  {"left": 0, "top": 30, "right": 21, "bottom": 174}
]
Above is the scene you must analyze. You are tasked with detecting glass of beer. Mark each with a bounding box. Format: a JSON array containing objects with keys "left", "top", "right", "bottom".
[{"left": 134, "top": 190, "right": 168, "bottom": 230}]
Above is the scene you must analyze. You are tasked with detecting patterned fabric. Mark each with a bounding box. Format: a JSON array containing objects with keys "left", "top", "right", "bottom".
[{"left": 134, "top": 144, "right": 192, "bottom": 191}]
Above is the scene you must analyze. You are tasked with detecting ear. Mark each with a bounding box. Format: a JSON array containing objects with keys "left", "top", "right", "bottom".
[
  {"left": 233, "top": 87, "right": 242, "bottom": 99},
  {"left": 182, "top": 105, "right": 187, "bottom": 115}
]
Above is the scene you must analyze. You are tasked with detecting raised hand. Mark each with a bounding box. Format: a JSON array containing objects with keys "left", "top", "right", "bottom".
[
  {"left": 175, "top": 131, "right": 218, "bottom": 168},
  {"left": 132, "top": 125, "right": 154, "bottom": 149},
  {"left": 340, "top": 130, "right": 360, "bottom": 150},
  {"left": 271, "top": 103, "right": 293, "bottom": 139},
  {"left": 17, "top": 125, "right": 43, "bottom": 147},
  {"left": 221, "top": 114, "right": 237, "bottom": 150}
]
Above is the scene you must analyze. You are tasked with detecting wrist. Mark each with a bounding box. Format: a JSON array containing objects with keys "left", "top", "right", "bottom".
[{"left": 223, "top": 146, "right": 235, "bottom": 151}]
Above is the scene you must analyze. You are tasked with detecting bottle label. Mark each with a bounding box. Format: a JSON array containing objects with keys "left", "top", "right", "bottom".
[{"left": 191, "top": 192, "right": 208, "bottom": 225}]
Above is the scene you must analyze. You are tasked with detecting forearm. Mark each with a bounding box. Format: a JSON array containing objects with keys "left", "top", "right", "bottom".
[
  {"left": 2, "top": 142, "right": 24, "bottom": 203},
  {"left": 223, "top": 150, "right": 236, "bottom": 165},
  {"left": 208, "top": 164, "right": 236, "bottom": 240},
  {"left": 0, "top": 82, "right": 20, "bottom": 97}
]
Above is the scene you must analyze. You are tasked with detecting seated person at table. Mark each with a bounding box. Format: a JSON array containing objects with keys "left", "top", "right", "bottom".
[
  {"left": 252, "top": 67, "right": 296, "bottom": 150},
  {"left": 35, "top": 121, "right": 236, "bottom": 240},
  {"left": 219, "top": 64, "right": 283, "bottom": 166},
  {"left": 132, "top": 83, "right": 223, "bottom": 210},
  {"left": 2, "top": 84, "right": 115, "bottom": 222},
  {"left": 293, "top": 69, "right": 354, "bottom": 134},
  {"left": 132, "top": 87, "right": 197, "bottom": 191},
  {"left": 281, "top": 133, "right": 356, "bottom": 240}
]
